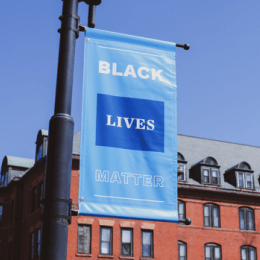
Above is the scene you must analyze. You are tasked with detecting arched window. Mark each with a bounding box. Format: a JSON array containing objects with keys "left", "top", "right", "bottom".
[
  {"left": 239, "top": 207, "right": 254, "bottom": 231},
  {"left": 178, "top": 241, "right": 187, "bottom": 260},
  {"left": 241, "top": 246, "right": 256, "bottom": 260},
  {"left": 205, "top": 243, "right": 221, "bottom": 260},
  {"left": 178, "top": 153, "right": 187, "bottom": 182},
  {"left": 204, "top": 157, "right": 218, "bottom": 166},
  {"left": 202, "top": 157, "right": 220, "bottom": 185},
  {"left": 178, "top": 200, "right": 186, "bottom": 225},
  {"left": 203, "top": 204, "right": 220, "bottom": 228}
]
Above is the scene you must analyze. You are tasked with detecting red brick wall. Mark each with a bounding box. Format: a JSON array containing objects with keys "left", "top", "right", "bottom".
[
  {"left": 68, "top": 161, "right": 178, "bottom": 260},
  {"left": 178, "top": 197, "right": 260, "bottom": 260}
]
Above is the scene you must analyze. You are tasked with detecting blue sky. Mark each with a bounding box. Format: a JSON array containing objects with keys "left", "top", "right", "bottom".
[{"left": 0, "top": 0, "right": 260, "bottom": 162}]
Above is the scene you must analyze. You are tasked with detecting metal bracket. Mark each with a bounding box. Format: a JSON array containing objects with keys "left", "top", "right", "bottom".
[
  {"left": 178, "top": 218, "right": 192, "bottom": 225},
  {"left": 58, "top": 14, "right": 82, "bottom": 39},
  {"left": 41, "top": 198, "right": 73, "bottom": 225}
]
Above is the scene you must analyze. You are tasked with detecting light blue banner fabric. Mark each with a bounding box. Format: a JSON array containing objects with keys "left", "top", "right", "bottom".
[{"left": 79, "top": 28, "right": 177, "bottom": 222}]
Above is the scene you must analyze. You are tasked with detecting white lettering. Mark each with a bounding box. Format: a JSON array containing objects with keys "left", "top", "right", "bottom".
[
  {"left": 95, "top": 170, "right": 164, "bottom": 188},
  {"left": 151, "top": 69, "right": 163, "bottom": 81},
  {"left": 135, "top": 118, "right": 145, "bottom": 130},
  {"left": 99, "top": 61, "right": 110, "bottom": 74},
  {"left": 95, "top": 170, "right": 109, "bottom": 182},
  {"left": 112, "top": 63, "right": 123, "bottom": 76},
  {"left": 124, "top": 118, "right": 135, "bottom": 129},
  {"left": 121, "top": 172, "right": 131, "bottom": 184},
  {"left": 147, "top": 120, "right": 155, "bottom": 131},
  {"left": 110, "top": 171, "right": 121, "bottom": 183},
  {"left": 132, "top": 173, "right": 142, "bottom": 185},
  {"left": 117, "top": 116, "right": 122, "bottom": 127},
  {"left": 154, "top": 176, "right": 164, "bottom": 187},
  {"left": 138, "top": 67, "right": 150, "bottom": 79},
  {"left": 124, "top": 65, "right": 137, "bottom": 78},
  {"left": 143, "top": 175, "right": 152, "bottom": 187},
  {"left": 106, "top": 115, "right": 116, "bottom": 126}
]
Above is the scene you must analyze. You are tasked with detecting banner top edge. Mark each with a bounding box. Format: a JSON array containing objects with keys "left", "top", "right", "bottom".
[{"left": 85, "top": 28, "right": 176, "bottom": 53}]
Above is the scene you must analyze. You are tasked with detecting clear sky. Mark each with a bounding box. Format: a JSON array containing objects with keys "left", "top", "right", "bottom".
[{"left": 0, "top": 0, "right": 260, "bottom": 162}]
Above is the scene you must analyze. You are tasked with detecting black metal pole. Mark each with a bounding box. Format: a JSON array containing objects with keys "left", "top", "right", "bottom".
[{"left": 40, "top": 0, "right": 79, "bottom": 259}]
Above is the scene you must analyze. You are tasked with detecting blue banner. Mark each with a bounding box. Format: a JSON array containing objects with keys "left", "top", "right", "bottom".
[{"left": 79, "top": 28, "right": 177, "bottom": 222}]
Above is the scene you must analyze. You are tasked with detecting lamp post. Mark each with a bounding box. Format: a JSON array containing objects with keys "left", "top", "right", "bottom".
[{"left": 40, "top": 0, "right": 100, "bottom": 259}]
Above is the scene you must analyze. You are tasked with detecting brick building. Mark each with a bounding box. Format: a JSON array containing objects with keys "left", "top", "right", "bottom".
[{"left": 0, "top": 130, "right": 260, "bottom": 260}]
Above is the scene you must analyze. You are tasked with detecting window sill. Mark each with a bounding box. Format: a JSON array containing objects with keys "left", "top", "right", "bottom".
[
  {"left": 99, "top": 255, "right": 114, "bottom": 258},
  {"left": 75, "top": 253, "right": 92, "bottom": 257},
  {"left": 140, "top": 258, "right": 154, "bottom": 260},
  {"left": 119, "top": 257, "right": 135, "bottom": 260}
]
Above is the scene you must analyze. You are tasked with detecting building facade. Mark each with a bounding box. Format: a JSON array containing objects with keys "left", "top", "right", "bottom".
[{"left": 0, "top": 130, "right": 260, "bottom": 260}]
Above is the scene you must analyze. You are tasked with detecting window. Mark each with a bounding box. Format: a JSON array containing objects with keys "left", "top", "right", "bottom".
[
  {"left": 204, "top": 204, "right": 220, "bottom": 228},
  {"left": 142, "top": 230, "right": 153, "bottom": 258},
  {"left": 241, "top": 246, "right": 256, "bottom": 260},
  {"left": 100, "top": 227, "right": 112, "bottom": 255},
  {"left": 4, "top": 172, "right": 8, "bottom": 186},
  {"left": 178, "top": 164, "right": 185, "bottom": 181},
  {"left": 32, "top": 187, "right": 37, "bottom": 212},
  {"left": 30, "top": 233, "right": 34, "bottom": 259},
  {"left": 203, "top": 168, "right": 220, "bottom": 185},
  {"left": 121, "top": 229, "right": 133, "bottom": 256},
  {"left": 10, "top": 200, "right": 14, "bottom": 223},
  {"left": 205, "top": 244, "right": 221, "bottom": 260},
  {"left": 0, "top": 205, "right": 3, "bottom": 225},
  {"left": 37, "top": 229, "right": 41, "bottom": 257},
  {"left": 178, "top": 241, "right": 187, "bottom": 260},
  {"left": 238, "top": 173, "right": 254, "bottom": 189},
  {"left": 39, "top": 183, "right": 44, "bottom": 207},
  {"left": 178, "top": 152, "right": 186, "bottom": 181},
  {"left": 178, "top": 200, "right": 186, "bottom": 224},
  {"left": 36, "top": 144, "right": 43, "bottom": 162},
  {"left": 78, "top": 225, "right": 91, "bottom": 254},
  {"left": 239, "top": 207, "right": 254, "bottom": 230}
]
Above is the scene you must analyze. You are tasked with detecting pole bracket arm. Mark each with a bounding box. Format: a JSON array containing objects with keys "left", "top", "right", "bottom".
[{"left": 176, "top": 44, "right": 190, "bottom": 50}]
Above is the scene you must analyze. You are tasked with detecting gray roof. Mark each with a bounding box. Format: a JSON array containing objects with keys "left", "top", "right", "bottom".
[
  {"left": 74, "top": 131, "right": 260, "bottom": 192},
  {"left": 3, "top": 156, "right": 35, "bottom": 169},
  {"left": 178, "top": 134, "right": 260, "bottom": 191}
]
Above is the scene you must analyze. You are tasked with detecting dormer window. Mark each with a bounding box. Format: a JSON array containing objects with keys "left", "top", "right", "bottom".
[
  {"left": 190, "top": 157, "right": 221, "bottom": 186},
  {"left": 178, "top": 153, "right": 187, "bottom": 182},
  {"left": 225, "top": 162, "right": 254, "bottom": 190},
  {"left": 35, "top": 130, "right": 48, "bottom": 163}
]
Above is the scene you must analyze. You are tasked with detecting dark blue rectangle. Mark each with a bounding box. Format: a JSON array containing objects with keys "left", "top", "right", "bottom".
[{"left": 96, "top": 94, "right": 164, "bottom": 152}]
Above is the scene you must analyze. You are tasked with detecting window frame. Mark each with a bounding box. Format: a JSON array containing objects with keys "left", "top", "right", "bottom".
[
  {"left": 121, "top": 228, "right": 133, "bottom": 257},
  {"left": 202, "top": 167, "right": 220, "bottom": 185},
  {"left": 237, "top": 172, "right": 254, "bottom": 190},
  {"left": 178, "top": 164, "right": 186, "bottom": 181},
  {"left": 178, "top": 241, "right": 187, "bottom": 260},
  {"left": 203, "top": 204, "right": 220, "bottom": 228},
  {"left": 239, "top": 207, "right": 255, "bottom": 231},
  {"left": 77, "top": 224, "right": 91, "bottom": 254},
  {"left": 39, "top": 182, "right": 44, "bottom": 207},
  {"left": 30, "top": 232, "right": 34, "bottom": 260},
  {"left": 141, "top": 230, "right": 153, "bottom": 258},
  {"left": 178, "top": 200, "right": 186, "bottom": 225},
  {"left": 37, "top": 228, "right": 41, "bottom": 257},
  {"left": 10, "top": 200, "right": 14, "bottom": 223},
  {"left": 100, "top": 226, "right": 113, "bottom": 255},
  {"left": 241, "top": 245, "right": 256, "bottom": 260},
  {"left": 205, "top": 243, "right": 221, "bottom": 260}
]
